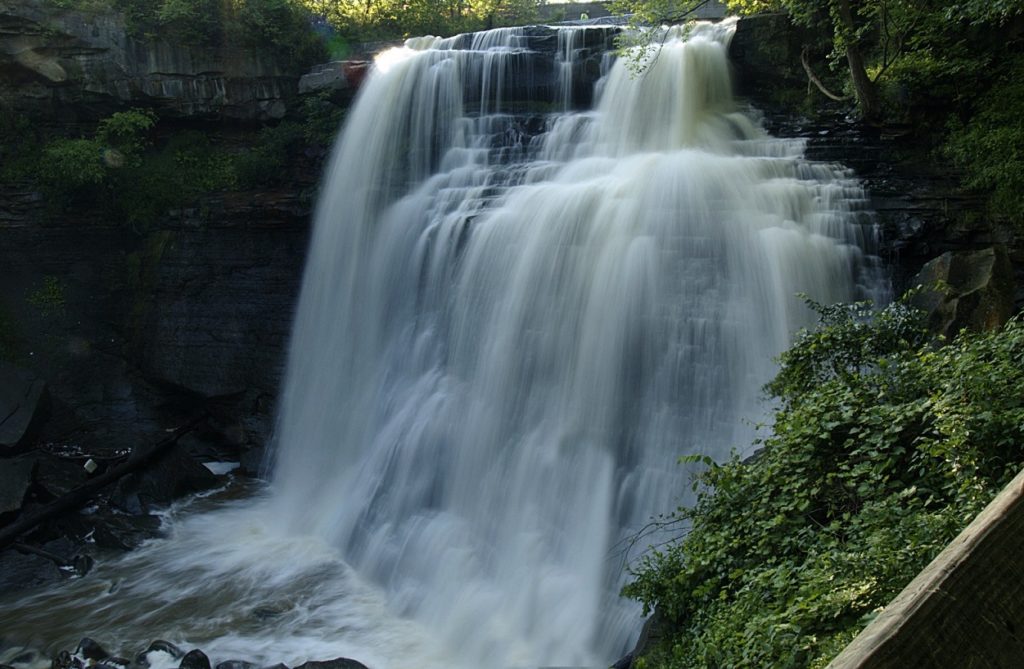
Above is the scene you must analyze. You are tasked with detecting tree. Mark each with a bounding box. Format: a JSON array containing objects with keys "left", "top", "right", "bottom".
[{"left": 613, "top": 0, "right": 1024, "bottom": 122}]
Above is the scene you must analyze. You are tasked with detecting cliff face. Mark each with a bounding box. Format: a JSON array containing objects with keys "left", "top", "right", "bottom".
[
  {"left": 0, "top": 0, "right": 326, "bottom": 471},
  {"left": 0, "top": 0, "right": 298, "bottom": 120}
]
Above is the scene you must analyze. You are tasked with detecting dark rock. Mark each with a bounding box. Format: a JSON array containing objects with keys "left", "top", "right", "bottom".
[
  {"left": 111, "top": 449, "right": 217, "bottom": 514},
  {"left": 51, "top": 650, "right": 81, "bottom": 669},
  {"left": 611, "top": 652, "right": 634, "bottom": 669},
  {"left": 293, "top": 659, "right": 369, "bottom": 669},
  {"left": 251, "top": 606, "right": 284, "bottom": 620},
  {"left": 911, "top": 246, "right": 1017, "bottom": 339},
  {"left": 0, "top": 455, "right": 35, "bottom": 516},
  {"left": 178, "top": 650, "right": 210, "bottom": 669},
  {"left": 75, "top": 639, "right": 109, "bottom": 662},
  {"left": 260, "top": 664, "right": 289, "bottom": 669},
  {"left": 0, "top": 362, "right": 47, "bottom": 453},
  {"left": 135, "top": 641, "right": 184, "bottom": 667},
  {"left": 7, "top": 650, "right": 40, "bottom": 665},
  {"left": 238, "top": 444, "right": 267, "bottom": 479},
  {"left": 89, "top": 512, "right": 163, "bottom": 550},
  {"left": 71, "top": 552, "right": 94, "bottom": 577},
  {"left": 214, "top": 661, "right": 256, "bottom": 669},
  {"left": 626, "top": 610, "right": 670, "bottom": 668},
  {"left": 0, "top": 546, "right": 61, "bottom": 594},
  {"left": 33, "top": 454, "right": 89, "bottom": 500}
]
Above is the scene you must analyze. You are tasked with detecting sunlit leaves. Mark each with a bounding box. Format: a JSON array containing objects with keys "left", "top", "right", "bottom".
[{"left": 624, "top": 300, "right": 1024, "bottom": 668}]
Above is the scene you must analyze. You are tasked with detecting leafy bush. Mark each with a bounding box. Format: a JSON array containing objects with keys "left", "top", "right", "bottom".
[
  {"left": 625, "top": 298, "right": 1024, "bottom": 668},
  {"left": 234, "top": 121, "right": 305, "bottom": 187},
  {"left": 112, "top": 130, "right": 237, "bottom": 225},
  {"left": 37, "top": 137, "right": 106, "bottom": 209},
  {"left": 27, "top": 276, "right": 68, "bottom": 318},
  {"left": 944, "top": 56, "right": 1024, "bottom": 226}
]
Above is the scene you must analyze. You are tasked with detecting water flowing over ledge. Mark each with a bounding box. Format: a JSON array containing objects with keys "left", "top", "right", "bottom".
[
  {"left": 0, "top": 21, "right": 884, "bottom": 669},
  {"left": 271, "top": 19, "right": 882, "bottom": 667}
]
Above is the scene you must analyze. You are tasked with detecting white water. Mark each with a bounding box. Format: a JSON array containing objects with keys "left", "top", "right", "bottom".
[
  {"left": 0, "top": 22, "right": 882, "bottom": 669},
  {"left": 270, "top": 19, "right": 879, "bottom": 668}
]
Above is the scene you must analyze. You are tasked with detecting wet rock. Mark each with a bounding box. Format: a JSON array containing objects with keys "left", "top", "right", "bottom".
[
  {"left": 293, "top": 659, "right": 369, "bottom": 669},
  {"left": 146, "top": 642, "right": 183, "bottom": 660},
  {"left": 51, "top": 651, "right": 82, "bottom": 669},
  {"left": 611, "top": 653, "right": 634, "bottom": 669},
  {"left": 75, "top": 639, "right": 109, "bottom": 662},
  {"left": 178, "top": 650, "right": 210, "bottom": 669},
  {"left": 88, "top": 512, "right": 163, "bottom": 551},
  {"left": 912, "top": 246, "right": 1017, "bottom": 339},
  {"left": 0, "top": 455, "right": 35, "bottom": 516},
  {"left": 111, "top": 450, "right": 217, "bottom": 514},
  {"left": 0, "top": 362, "right": 47, "bottom": 454},
  {"left": 260, "top": 664, "right": 289, "bottom": 669},
  {"left": 135, "top": 641, "right": 183, "bottom": 667},
  {"left": 0, "top": 546, "right": 61, "bottom": 594},
  {"left": 34, "top": 454, "right": 89, "bottom": 500},
  {"left": 215, "top": 661, "right": 256, "bottom": 669}
]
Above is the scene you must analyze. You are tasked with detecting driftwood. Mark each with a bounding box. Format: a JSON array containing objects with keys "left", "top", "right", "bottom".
[
  {"left": 0, "top": 414, "right": 206, "bottom": 552},
  {"left": 801, "top": 46, "right": 851, "bottom": 102}
]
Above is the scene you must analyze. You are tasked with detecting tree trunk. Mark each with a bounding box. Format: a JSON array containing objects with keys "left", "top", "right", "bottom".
[{"left": 835, "top": 0, "right": 883, "bottom": 122}]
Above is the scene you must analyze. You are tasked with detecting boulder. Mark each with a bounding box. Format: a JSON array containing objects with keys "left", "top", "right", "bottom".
[
  {"left": 111, "top": 449, "right": 218, "bottom": 514},
  {"left": 0, "top": 362, "right": 46, "bottom": 453},
  {"left": 293, "top": 659, "right": 369, "bottom": 669},
  {"left": 911, "top": 246, "right": 1016, "bottom": 339},
  {"left": 298, "top": 61, "right": 368, "bottom": 95},
  {"left": 74, "top": 639, "right": 109, "bottom": 663},
  {"left": 0, "top": 547, "right": 61, "bottom": 594},
  {"left": 135, "top": 640, "right": 184, "bottom": 667},
  {"left": 0, "top": 455, "right": 35, "bottom": 516},
  {"left": 178, "top": 650, "right": 210, "bottom": 669},
  {"left": 215, "top": 662, "right": 256, "bottom": 669}
]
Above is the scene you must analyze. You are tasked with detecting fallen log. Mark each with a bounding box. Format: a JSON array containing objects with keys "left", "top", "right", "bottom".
[{"left": 0, "top": 414, "right": 207, "bottom": 552}]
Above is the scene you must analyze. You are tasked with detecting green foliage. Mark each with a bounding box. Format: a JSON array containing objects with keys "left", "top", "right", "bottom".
[
  {"left": 97, "top": 108, "right": 157, "bottom": 162},
  {"left": 112, "top": 130, "right": 238, "bottom": 226},
  {"left": 943, "top": 56, "right": 1024, "bottom": 226},
  {"left": 625, "top": 297, "right": 1024, "bottom": 668},
  {"left": 300, "top": 0, "right": 539, "bottom": 42},
  {"left": 0, "top": 107, "right": 43, "bottom": 185},
  {"left": 298, "top": 91, "right": 348, "bottom": 147},
  {"left": 27, "top": 276, "right": 67, "bottom": 318},
  {"left": 37, "top": 137, "right": 106, "bottom": 208},
  {"left": 234, "top": 121, "right": 305, "bottom": 187}
]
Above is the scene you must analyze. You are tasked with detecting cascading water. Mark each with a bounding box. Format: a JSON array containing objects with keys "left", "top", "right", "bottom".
[
  {"left": 0, "top": 20, "right": 883, "bottom": 669},
  {"left": 270, "top": 18, "right": 880, "bottom": 667}
]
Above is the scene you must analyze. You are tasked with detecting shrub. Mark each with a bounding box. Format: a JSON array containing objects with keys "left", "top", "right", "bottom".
[{"left": 625, "top": 297, "right": 1024, "bottom": 668}]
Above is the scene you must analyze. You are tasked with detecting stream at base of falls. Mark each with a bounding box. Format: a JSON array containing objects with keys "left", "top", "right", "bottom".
[{"left": 0, "top": 20, "right": 885, "bottom": 669}]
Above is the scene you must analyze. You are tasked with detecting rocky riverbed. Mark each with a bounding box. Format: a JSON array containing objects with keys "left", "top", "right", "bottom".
[{"left": 0, "top": 638, "right": 369, "bottom": 669}]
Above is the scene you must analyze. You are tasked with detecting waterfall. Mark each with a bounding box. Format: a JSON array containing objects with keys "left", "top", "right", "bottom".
[{"left": 269, "top": 19, "right": 880, "bottom": 668}]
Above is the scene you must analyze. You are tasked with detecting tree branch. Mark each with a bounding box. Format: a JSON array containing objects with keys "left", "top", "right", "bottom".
[{"left": 801, "top": 46, "right": 851, "bottom": 102}]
